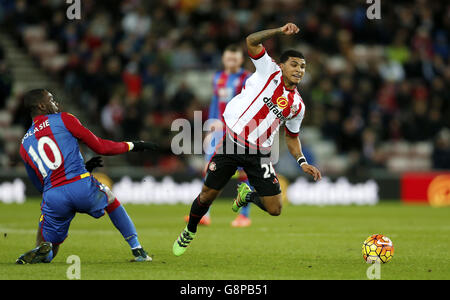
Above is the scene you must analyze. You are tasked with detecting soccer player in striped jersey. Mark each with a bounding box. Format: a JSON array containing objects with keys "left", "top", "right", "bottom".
[
  {"left": 185, "top": 44, "right": 253, "bottom": 227},
  {"left": 173, "top": 23, "right": 322, "bottom": 256},
  {"left": 16, "top": 89, "right": 157, "bottom": 264}
]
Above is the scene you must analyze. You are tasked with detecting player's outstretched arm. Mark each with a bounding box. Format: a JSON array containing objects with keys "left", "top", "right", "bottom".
[
  {"left": 285, "top": 132, "right": 322, "bottom": 181},
  {"left": 61, "top": 112, "right": 158, "bottom": 155},
  {"left": 246, "top": 23, "right": 299, "bottom": 57}
]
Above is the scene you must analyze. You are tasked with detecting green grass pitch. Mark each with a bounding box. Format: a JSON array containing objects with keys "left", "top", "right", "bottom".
[{"left": 0, "top": 199, "right": 449, "bottom": 280}]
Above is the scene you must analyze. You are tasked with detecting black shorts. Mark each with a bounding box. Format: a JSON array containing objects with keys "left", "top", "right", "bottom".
[{"left": 204, "top": 134, "right": 281, "bottom": 197}]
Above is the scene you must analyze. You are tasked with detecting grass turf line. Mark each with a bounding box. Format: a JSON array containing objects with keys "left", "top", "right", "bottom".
[{"left": 0, "top": 200, "right": 449, "bottom": 280}]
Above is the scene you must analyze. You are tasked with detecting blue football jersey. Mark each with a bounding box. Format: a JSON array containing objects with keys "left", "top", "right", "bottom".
[{"left": 20, "top": 112, "right": 130, "bottom": 193}]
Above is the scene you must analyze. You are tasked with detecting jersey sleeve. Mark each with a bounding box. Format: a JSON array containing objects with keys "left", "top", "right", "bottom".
[
  {"left": 60, "top": 112, "right": 130, "bottom": 155},
  {"left": 249, "top": 47, "right": 280, "bottom": 76},
  {"left": 24, "top": 163, "right": 44, "bottom": 193},
  {"left": 19, "top": 145, "right": 44, "bottom": 193},
  {"left": 285, "top": 108, "right": 305, "bottom": 137}
]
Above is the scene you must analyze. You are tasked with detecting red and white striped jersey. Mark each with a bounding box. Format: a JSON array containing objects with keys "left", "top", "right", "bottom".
[{"left": 223, "top": 47, "right": 305, "bottom": 149}]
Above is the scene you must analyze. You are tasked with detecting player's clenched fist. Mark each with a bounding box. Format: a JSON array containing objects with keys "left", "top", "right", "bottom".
[{"left": 280, "top": 23, "right": 299, "bottom": 35}]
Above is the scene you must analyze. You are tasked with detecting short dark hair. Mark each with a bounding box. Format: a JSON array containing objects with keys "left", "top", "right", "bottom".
[
  {"left": 224, "top": 44, "right": 243, "bottom": 54},
  {"left": 23, "top": 89, "right": 46, "bottom": 115},
  {"left": 279, "top": 50, "right": 304, "bottom": 63}
]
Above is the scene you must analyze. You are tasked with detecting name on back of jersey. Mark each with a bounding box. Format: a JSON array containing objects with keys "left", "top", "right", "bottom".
[{"left": 22, "top": 119, "right": 50, "bottom": 144}]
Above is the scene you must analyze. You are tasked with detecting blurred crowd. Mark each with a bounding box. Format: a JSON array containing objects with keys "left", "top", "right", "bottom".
[
  {"left": 0, "top": 46, "right": 12, "bottom": 110},
  {"left": 1, "top": 0, "right": 449, "bottom": 175}
]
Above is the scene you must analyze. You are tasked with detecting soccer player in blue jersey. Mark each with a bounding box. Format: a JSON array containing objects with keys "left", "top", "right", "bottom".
[
  {"left": 16, "top": 89, "right": 157, "bottom": 264},
  {"left": 185, "top": 44, "right": 254, "bottom": 227}
]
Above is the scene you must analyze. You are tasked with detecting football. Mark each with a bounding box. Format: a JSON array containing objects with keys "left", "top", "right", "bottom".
[{"left": 362, "top": 234, "right": 394, "bottom": 263}]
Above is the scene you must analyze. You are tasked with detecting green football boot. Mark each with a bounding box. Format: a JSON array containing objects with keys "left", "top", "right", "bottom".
[
  {"left": 172, "top": 226, "right": 196, "bottom": 256},
  {"left": 16, "top": 242, "right": 52, "bottom": 264},
  {"left": 232, "top": 182, "right": 252, "bottom": 213},
  {"left": 231, "top": 170, "right": 240, "bottom": 179}
]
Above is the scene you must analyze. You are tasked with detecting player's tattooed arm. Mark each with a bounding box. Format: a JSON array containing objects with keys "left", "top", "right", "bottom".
[
  {"left": 285, "top": 133, "right": 322, "bottom": 181},
  {"left": 246, "top": 23, "right": 299, "bottom": 57}
]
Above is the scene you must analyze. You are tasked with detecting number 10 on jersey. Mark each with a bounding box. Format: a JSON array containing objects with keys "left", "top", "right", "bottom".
[{"left": 27, "top": 136, "right": 63, "bottom": 178}]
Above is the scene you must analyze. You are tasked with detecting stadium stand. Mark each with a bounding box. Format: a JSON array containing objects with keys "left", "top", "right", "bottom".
[{"left": 0, "top": 0, "right": 448, "bottom": 177}]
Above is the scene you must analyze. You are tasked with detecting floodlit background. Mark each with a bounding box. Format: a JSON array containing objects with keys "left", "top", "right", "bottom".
[{"left": 0, "top": 0, "right": 449, "bottom": 205}]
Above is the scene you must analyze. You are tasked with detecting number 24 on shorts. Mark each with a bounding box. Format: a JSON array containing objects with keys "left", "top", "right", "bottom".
[{"left": 261, "top": 162, "right": 276, "bottom": 178}]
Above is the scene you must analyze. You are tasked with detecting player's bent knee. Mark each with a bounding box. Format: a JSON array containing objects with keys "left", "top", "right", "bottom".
[
  {"left": 267, "top": 205, "right": 282, "bottom": 216},
  {"left": 106, "top": 198, "right": 121, "bottom": 214},
  {"left": 97, "top": 183, "right": 116, "bottom": 205},
  {"left": 103, "top": 185, "right": 116, "bottom": 205},
  {"left": 262, "top": 194, "right": 282, "bottom": 216}
]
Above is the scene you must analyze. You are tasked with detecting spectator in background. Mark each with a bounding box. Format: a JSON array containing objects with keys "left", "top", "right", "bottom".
[
  {"left": 387, "top": 30, "right": 411, "bottom": 64},
  {"left": 378, "top": 55, "right": 405, "bottom": 82},
  {"left": 121, "top": 94, "right": 144, "bottom": 140},
  {"left": 99, "top": 56, "right": 123, "bottom": 107},
  {"left": 0, "top": 46, "right": 12, "bottom": 109},
  {"left": 321, "top": 108, "right": 341, "bottom": 141},
  {"left": 360, "top": 128, "right": 381, "bottom": 168},
  {"left": 0, "top": 0, "right": 449, "bottom": 174},
  {"left": 169, "top": 82, "right": 195, "bottom": 114},
  {"left": 101, "top": 94, "right": 125, "bottom": 140},
  {"left": 11, "top": 93, "right": 30, "bottom": 129},
  {"left": 432, "top": 128, "right": 450, "bottom": 169},
  {"left": 170, "top": 41, "right": 200, "bottom": 70},
  {"left": 122, "top": 6, "right": 151, "bottom": 38},
  {"left": 404, "top": 100, "right": 431, "bottom": 142},
  {"left": 141, "top": 63, "right": 166, "bottom": 98},
  {"left": 433, "top": 31, "right": 449, "bottom": 60},
  {"left": 337, "top": 117, "right": 362, "bottom": 154},
  {"left": 122, "top": 60, "right": 143, "bottom": 98}
]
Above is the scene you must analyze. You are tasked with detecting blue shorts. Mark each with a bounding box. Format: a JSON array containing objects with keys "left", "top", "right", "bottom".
[{"left": 39, "top": 176, "right": 109, "bottom": 244}]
